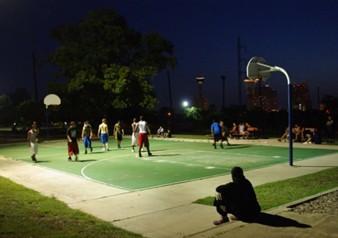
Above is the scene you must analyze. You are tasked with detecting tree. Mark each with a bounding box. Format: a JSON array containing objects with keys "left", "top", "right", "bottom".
[
  {"left": 49, "top": 9, "right": 175, "bottom": 113},
  {"left": 321, "top": 95, "right": 338, "bottom": 115}
]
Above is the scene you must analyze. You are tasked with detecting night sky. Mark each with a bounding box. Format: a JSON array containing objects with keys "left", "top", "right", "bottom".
[{"left": 1, "top": 0, "right": 338, "bottom": 109}]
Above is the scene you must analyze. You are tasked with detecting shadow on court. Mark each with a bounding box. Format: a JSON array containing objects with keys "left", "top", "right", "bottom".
[
  {"left": 87, "top": 151, "right": 105, "bottom": 154},
  {"left": 223, "top": 144, "right": 252, "bottom": 149},
  {"left": 77, "top": 159, "right": 97, "bottom": 162},
  {"left": 35, "top": 160, "right": 50, "bottom": 163},
  {"left": 150, "top": 153, "right": 181, "bottom": 157},
  {"left": 293, "top": 165, "right": 337, "bottom": 168}
]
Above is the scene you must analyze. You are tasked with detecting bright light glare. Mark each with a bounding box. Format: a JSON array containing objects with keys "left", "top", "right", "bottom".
[{"left": 182, "top": 100, "right": 189, "bottom": 107}]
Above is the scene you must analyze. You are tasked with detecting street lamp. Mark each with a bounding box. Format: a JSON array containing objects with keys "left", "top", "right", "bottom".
[{"left": 246, "top": 57, "right": 293, "bottom": 166}]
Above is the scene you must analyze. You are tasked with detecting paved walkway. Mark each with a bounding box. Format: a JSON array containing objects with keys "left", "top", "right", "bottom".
[{"left": 0, "top": 139, "right": 337, "bottom": 238}]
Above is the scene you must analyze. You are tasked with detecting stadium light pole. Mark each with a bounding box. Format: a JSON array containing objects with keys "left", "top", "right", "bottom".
[{"left": 246, "top": 57, "right": 293, "bottom": 166}]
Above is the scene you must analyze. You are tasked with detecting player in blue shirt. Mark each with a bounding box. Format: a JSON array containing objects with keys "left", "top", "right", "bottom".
[{"left": 211, "top": 119, "right": 222, "bottom": 149}]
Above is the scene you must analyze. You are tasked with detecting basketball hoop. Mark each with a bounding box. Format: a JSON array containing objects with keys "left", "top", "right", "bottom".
[{"left": 44, "top": 94, "right": 61, "bottom": 109}]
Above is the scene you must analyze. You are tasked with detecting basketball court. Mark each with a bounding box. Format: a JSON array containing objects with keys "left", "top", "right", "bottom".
[{"left": 0, "top": 138, "right": 336, "bottom": 190}]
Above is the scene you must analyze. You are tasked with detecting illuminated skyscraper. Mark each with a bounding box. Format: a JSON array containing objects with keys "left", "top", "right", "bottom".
[
  {"left": 293, "top": 82, "right": 312, "bottom": 111},
  {"left": 245, "top": 80, "right": 278, "bottom": 111}
]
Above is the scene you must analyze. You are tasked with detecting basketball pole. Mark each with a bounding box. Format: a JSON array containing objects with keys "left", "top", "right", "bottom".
[
  {"left": 257, "top": 63, "right": 293, "bottom": 166},
  {"left": 45, "top": 105, "right": 49, "bottom": 139}
]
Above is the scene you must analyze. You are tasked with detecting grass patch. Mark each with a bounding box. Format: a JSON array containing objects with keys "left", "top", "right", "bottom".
[
  {"left": 194, "top": 167, "right": 338, "bottom": 210},
  {"left": 0, "top": 176, "right": 142, "bottom": 238}
]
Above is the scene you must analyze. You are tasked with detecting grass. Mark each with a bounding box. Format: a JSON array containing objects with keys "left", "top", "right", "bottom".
[
  {"left": 0, "top": 176, "right": 142, "bottom": 238},
  {"left": 194, "top": 166, "right": 338, "bottom": 210}
]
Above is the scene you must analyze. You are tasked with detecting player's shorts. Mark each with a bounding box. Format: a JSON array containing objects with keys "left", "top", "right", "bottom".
[
  {"left": 100, "top": 133, "right": 108, "bottom": 144},
  {"left": 30, "top": 142, "right": 38, "bottom": 154},
  {"left": 68, "top": 141, "right": 79, "bottom": 155},
  {"left": 131, "top": 132, "right": 137, "bottom": 146},
  {"left": 138, "top": 133, "right": 149, "bottom": 146},
  {"left": 83, "top": 136, "right": 91, "bottom": 148},
  {"left": 213, "top": 134, "right": 222, "bottom": 141},
  {"left": 116, "top": 132, "right": 123, "bottom": 141}
]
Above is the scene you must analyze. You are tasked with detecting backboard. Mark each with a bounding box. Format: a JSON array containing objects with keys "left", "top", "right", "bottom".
[
  {"left": 44, "top": 94, "right": 61, "bottom": 108},
  {"left": 246, "top": 56, "right": 271, "bottom": 81}
]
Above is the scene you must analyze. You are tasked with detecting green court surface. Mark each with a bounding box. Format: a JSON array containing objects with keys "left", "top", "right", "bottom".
[{"left": 0, "top": 139, "right": 337, "bottom": 191}]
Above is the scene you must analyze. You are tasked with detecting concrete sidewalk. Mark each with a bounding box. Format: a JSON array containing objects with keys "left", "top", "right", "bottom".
[{"left": 0, "top": 141, "right": 337, "bottom": 238}]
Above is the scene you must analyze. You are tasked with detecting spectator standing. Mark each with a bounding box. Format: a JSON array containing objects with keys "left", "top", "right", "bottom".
[{"left": 326, "top": 115, "right": 335, "bottom": 143}]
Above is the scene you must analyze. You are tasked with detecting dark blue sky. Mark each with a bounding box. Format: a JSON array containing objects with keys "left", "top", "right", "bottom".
[{"left": 1, "top": 0, "right": 337, "bottom": 109}]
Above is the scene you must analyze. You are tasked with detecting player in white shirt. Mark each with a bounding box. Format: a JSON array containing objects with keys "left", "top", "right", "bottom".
[{"left": 137, "top": 115, "right": 152, "bottom": 157}]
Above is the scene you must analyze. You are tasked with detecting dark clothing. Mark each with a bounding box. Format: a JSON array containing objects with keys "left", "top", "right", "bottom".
[
  {"left": 82, "top": 125, "right": 92, "bottom": 137},
  {"left": 67, "top": 127, "right": 78, "bottom": 142},
  {"left": 214, "top": 178, "right": 261, "bottom": 220}
]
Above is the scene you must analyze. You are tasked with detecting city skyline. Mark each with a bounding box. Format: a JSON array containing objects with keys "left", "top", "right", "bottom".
[{"left": 1, "top": 0, "right": 337, "bottom": 109}]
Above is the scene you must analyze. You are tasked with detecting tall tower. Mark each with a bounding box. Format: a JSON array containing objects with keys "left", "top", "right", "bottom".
[
  {"left": 195, "top": 75, "right": 208, "bottom": 110},
  {"left": 237, "top": 37, "right": 246, "bottom": 105}
]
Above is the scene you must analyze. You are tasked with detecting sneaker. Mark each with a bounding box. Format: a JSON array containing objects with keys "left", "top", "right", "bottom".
[
  {"left": 85, "top": 149, "right": 87, "bottom": 154},
  {"left": 227, "top": 214, "right": 238, "bottom": 222},
  {"left": 148, "top": 152, "right": 153, "bottom": 156},
  {"left": 75, "top": 156, "right": 78, "bottom": 161},
  {"left": 213, "top": 217, "right": 228, "bottom": 226},
  {"left": 90, "top": 147, "right": 93, "bottom": 152},
  {"left": 68, "top": 157, "right": 72, "bottom": 161},
  {"left": 31, "top": 155, "right": 37, "bottom": 162}
]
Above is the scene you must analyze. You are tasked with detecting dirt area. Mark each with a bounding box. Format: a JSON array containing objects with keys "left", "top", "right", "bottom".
[{"left": 290, "top": 190, "right": 338, "bottom": 215}]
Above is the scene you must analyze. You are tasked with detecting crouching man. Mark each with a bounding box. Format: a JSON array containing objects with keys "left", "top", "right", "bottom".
[{"left": 213, "top": 166, "right": 261, "bottom": 225}]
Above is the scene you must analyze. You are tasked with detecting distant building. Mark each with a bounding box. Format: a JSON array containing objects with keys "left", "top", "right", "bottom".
[
  {"left": 293, "top": 82, "right": 311, "bottom": 111},
  {"left": 193, "top": 95, "right": 209, "bottom": 111},
  {"left": 245, "top": 80, "right": 278, "bottom": 111},
  {"left": 194, "top": 75, "right": 209, "bottom": 110}
]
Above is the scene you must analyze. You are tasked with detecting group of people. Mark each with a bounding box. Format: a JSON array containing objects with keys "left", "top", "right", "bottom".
[
  {"left": 26, "top": 116, "right": 153, "bottom": 162},
  {"left": 229, "top": 122, "right": 258, "bottom": 139},
  {"left": 278, "top": 125, "right": 318, "bottom": 144},
  {"left": 156, "top": 126, "right": 172, "bottom": 138},
  {"left": 278, "top": 115, "right": 335, "bottom": 144},
  {"left": 26, "top": 120, "right": 270, "bottom": 226}
]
